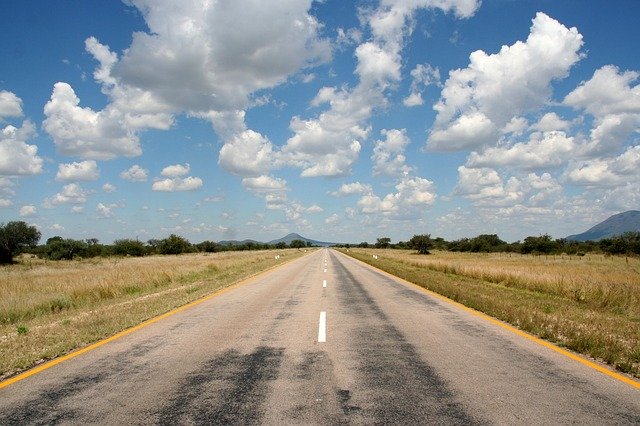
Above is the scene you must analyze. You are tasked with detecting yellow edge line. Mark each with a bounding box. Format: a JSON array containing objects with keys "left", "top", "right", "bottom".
[
  {"left": 0, "top": 252, "right": 309, "bottom": 390},
  {"left": 340, "top": 250, "right": 640, "bottom": 390}
]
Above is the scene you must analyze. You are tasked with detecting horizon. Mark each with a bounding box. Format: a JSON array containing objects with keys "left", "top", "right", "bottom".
[{"left": 1, "top": 1, "right": 639, "bottom": 244}]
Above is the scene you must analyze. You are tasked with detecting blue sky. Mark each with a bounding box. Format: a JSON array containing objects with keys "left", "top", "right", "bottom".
[{"left": 1, "top": 0, "right": 639, "bottom": 244}]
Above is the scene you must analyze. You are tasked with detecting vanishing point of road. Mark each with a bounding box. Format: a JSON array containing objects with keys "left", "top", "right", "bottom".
[{"left": 1, "top": 249, "right": 638, "bottom": 424}]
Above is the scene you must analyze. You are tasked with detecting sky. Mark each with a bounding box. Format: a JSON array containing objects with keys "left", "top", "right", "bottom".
[{"left": 1, "top": 0, "right": 639, "bottom": 244}]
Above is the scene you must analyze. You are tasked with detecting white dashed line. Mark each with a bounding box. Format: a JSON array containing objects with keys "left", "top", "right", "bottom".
[
  {"left": 324, "top": 268, "right": 327, "bottom": 273},
  {"left": 318, "top": 311, "right": 327, "bottom": 343},
  {"left": 323, "top": 279, "right": 327, "bottom": 288}
]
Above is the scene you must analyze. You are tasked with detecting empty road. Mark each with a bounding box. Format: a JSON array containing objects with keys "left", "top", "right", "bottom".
[{"left": 1, "top": 249, "right": 638, "bottom": 424}]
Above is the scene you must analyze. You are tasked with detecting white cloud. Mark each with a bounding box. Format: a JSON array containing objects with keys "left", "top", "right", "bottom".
[
  {"left": 96, "top": 202, "right": 117, "bottom": 218},
  {"left": 564, "top": 65, "right": 640, "bottom": 154},
  {"left": 565, "top": 145, "right": 640, "bottom": 187},
  {"left": 50, "top": 224, "right": 64, "bottom": 231},
  {"left": 56, "top": 160, "right": 100, "bottom": 182},
  {"left": 241, "top": 175, "right": 288, "bottom": 193},
  {"left": 467, "top": 131, "right": 577, "bottom": 169},
  {"left": 218, "top": 129, "right": 275, "bottom": 177},
  {"left": 0, "top": 198, "right": 12, "bottom": 208},
  {"left": 44, "top": 183, "right": 90, "bottom": 207},
  {"left": 427, "top": 12, "right": 584, "bottom": 151},
  {"left": 152, "top": 176, "right": 203, "bottom": 192},
  {"left": 0, "top": 120, "right": 43, "bottom": 176},
  {"left": 19, "top": 205, "right": 36, "bottom": 217},
  {"left": 71, "top": 206, "right": 84, "bottom": 213},
  {"left": 357, "top": 176, "right": 436, "bottom": 216},
  {"left": 43, "top": 82, "right": 143, "bottom": 160},
  {"left": 404, "top": 63, "right": 440, "bottom": 107},
  {"left": 372, "top": 128, "right": 413, "bottom": 177},
  {"left": 120, "top": 164, "right": 149, "bottom": 182},
  {"left": 330, "top": 182, "right": 373, "bottom": 197},
  {"left": 306, "top": 204, "right": 324, "bottom": 213},
  {"left": 564, "top": 65, "right": 640, "bottom": 117},
  {"left": 0, "top": 177, "right": 16, "bottom": 196},
  {"left": 281, "top": 0, "right": 479, "bottom": 177},
  {"left": 325, "top": 213, "right": 340, "bottom": 225},
  {"left": 0, "top": 90, "right": 23, "bottom": 119},
  {"left": 160, "top": 163, "right": 190, "bottom": 178},
  {"left": 455, "top": 166, "right": 521, "bottom": 205},
  {"left": 533, "top": 112, "right": 571, "bottom": 132},
  {"left": 102, "top": 183, "right": 116, "bottom": 193}
]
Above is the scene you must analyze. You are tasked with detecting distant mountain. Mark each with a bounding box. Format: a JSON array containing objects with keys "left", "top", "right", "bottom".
[
  {"left": 218, "top": 239, "right": 261, "bottom": 246},
  {"left": 267, "top": 233, "right": 335, "bottom": 247},
  {"left": 566, "top": 210, "right": 640, "bottom": 241}
]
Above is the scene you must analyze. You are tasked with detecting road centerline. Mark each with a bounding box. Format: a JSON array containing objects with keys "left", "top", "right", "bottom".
[{"left": 318, "top": 311, "right": 327, "bottom": 343}]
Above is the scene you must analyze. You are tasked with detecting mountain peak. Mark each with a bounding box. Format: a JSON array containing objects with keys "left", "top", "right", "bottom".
[{"left": 566, "top": 210, "right": 640, "bottom": 241}]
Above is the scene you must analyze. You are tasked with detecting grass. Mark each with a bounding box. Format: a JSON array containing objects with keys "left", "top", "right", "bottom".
[
  {"left": 0, "top": 249, "right": 309, "bottom": 379},
  {"left": 341, "top": 249, "right": 640, "bottom": 378}
]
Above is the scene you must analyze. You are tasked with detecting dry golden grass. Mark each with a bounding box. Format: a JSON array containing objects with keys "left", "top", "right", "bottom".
[
  {"left": 343, "top": 249, "right": 640, "bottom": 378},
  {"left": 0, "top": 249, "right": 308, "bottom": 378}
]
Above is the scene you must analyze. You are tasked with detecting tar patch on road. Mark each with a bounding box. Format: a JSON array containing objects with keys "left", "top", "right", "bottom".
[
  {"left": 157, "top": 346, "right": 284, "bottom": 425},
  {"left": 333, "top": 259, "right": 481, "bottom": 424}
]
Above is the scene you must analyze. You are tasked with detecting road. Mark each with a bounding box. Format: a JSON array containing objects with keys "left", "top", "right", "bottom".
[{"left": 1, "top": 249, "right": 638, "bottom": 424}]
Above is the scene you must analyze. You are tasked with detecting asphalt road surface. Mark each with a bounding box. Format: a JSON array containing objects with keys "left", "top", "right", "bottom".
[{"left": 1, "top": 249, "right": 638, "bottom": 424}]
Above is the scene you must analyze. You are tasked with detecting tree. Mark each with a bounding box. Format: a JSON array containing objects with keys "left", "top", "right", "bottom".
[
  {"left": 275, "top": 241, "right": 286, "bottom": 249},
  {"left": 409, "top": 234, "right": 432, "bottom": 255},
  {"left": 112, "top": 239, "right": 146, "bottom": 257},
  {"left": 157, "top": 234, "right": 192, "bottom": 255},
  {"left": 0, "top": 221, "right": 41, "bottom": 264},
  {"left": 290, "top": 239, "right": 306, "bottom": 248},
  {"left": 375, "top": 237, "right": 391, "bottom": 249},
  {"left": 43, "top": 238, "right": 87, "bottom": 260}
]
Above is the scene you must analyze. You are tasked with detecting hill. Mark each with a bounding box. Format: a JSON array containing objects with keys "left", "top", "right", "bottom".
[
  {"left": 218, "top": 239, "right": 261, "bottom": 246},
  {"left": 267, "top": 233, "right": 335, "bottom": 247},
  {"left": 566, "top": 210, "right": 640, "bottom": 241}
]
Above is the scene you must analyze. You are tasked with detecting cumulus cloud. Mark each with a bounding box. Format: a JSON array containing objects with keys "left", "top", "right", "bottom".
[
  {"left": 43, "top": 82, "right": 143, "bottom": 160},
  {"left": 427, "top": 12, "right": 584, "bottom": 151},
  {"left": 0, "top": 198, "right": 13, "bottom": 208},
  {"left": 44, "top": 183, "right": 90, "bottom": 207},
  {"left": 0, "top": 120, "right": 43, "bottom": 176},
  {"left": 218, "top": 129, "right": 275, "bottom": 177},
  {"left": 564, "top": 65, "right": 640, "bottom": 154},
  {"left": 281, "top": 0, "right": 479, "bottom": 177},
  {"left": 372, "top": 128, "right": 413, "bottom": 177},
  {"left": 56, "top": 160, "right": 100, "bottom": 181},
  {"left": 96, "top": 202, "right": 117, "bottom": 218},
  {"left": 325, "top": 213, "right": 340, "bottom": 225},
  {"left": 241, "top": 175, "right": 288, "bottom": 193},
  {"left": 330, "top": 182, "right": 373, "bottom": 197},
  {"left": 120, "top": 164, "right": 149, "bottom": 182},
  {"left": 467, "top": 131, "right": 577, "bottom": 169},
  {"left": 152, "top": 176, "right": 203, "bottom": 192},
  {"left": 358, "top": 176, "right": 436, "bottom": 215},
  {"left": 160, "top": 163, "right": 190, "bottom": 178},
  {"left": 102, "top": 183, "right": 116, "bottom": 193},
  {"left": 0, "top": 90, "right": 23, "bottom": 119},
  {"left": 403, "top": 63, "right": 440, "bottom": 107},
  {"left": 565, "top": 145, "right": 640, "bottom": 187}
]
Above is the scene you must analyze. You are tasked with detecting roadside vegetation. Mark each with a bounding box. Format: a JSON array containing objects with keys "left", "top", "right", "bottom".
[
  {"left": 338, "top": 232, "right": 640, "bottom": 256},
  {"left": 0, "top": 249, "right": 308, "bottom": 379},
  {"left": 342, "top": 246, "right": 640, "bottom": 378}
]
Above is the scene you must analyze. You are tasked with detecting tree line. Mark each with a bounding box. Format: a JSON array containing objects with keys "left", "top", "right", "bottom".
[
  {"left": 2, "top": 220, "right": 639, "bottom": 265},
  {"left": 0, "top": 221, "right": 313, "bottom": 264},
  {"left": 338, "top": 232, "right": 640, "bottom": 256}
]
